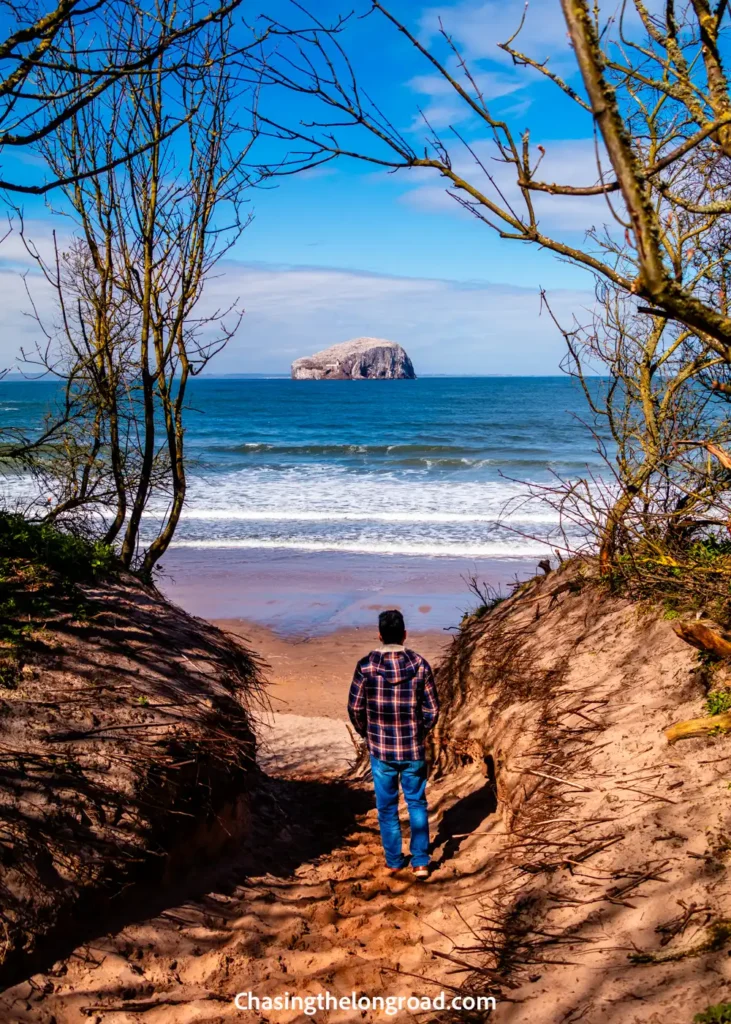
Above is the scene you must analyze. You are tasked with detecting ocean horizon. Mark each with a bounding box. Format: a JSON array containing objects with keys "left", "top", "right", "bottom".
[{"left": 2, "top": 371, "right": 582, "bottom": 380}]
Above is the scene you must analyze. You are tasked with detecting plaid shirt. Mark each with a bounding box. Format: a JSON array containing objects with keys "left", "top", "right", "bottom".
[{"left": 348, "top": 645, "right": 439, "bottom": 762}]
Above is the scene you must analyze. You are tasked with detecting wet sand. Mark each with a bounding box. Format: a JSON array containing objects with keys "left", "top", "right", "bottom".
[
  {"left": 157, "top": 548, "right": 538, "bottom": 775},
  {"left": 158, "top": 546, "right": 538, "bottom": 777},
  {"left": 157, "top": 546, "right": 538, "bottom": 635}
]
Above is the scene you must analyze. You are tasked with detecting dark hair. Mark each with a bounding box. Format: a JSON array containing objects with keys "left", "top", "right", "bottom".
[{"left": 379, "top": 609, "right": 405, "bottom": 644}]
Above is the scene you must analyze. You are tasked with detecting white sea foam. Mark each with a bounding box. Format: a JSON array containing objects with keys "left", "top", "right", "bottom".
[
  {"left": 0, "top": 378, "right": 602, "bottom": 562},
  {"left": 168, "top": 537, "right": 550, "bottom": 558},
  {"left": 154, "top": 508, "right": 560, "bottom": 525},
  {"left": 177, "top": 467, "right": 562, "bottom": 526},
  {"left": 3, "top": 463, "right": 574, "bottom": 557}
]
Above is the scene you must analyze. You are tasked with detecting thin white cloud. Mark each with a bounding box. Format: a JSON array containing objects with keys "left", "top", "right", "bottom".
[
  {"left": 0, "top": 217, "right": 595, "bottom": 376},
  {"left": 0, "top": 220, "right": 75, "bottom": 370},
  {"left": 417, "top": 0, "right": 572, "bottom": 65},
  {"left": 0, "top": 218, "right": 72, "bottom": 270},
  {"left": 416, "top": 0, "right": 666, "bottom": 78},
  {"left": 397, "top": 136, "right": 625, "bottom": 233},
  {"left": 0, "top": 234, "right": 594, "bottom": 375},
  {"left": 196, "top": 261, "right": 593, "bottom": 375},
  {"left": 408, "top": 68, "right": 528, "bottom": 129}
]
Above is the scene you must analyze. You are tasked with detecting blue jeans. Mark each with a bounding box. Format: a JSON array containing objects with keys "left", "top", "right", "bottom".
[{"left": 370, "top": 756, "right": 430, "bottom": 868}]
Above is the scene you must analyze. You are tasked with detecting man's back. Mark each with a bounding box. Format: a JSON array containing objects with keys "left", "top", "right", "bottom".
[{"left": 348, "top": 644, "right": 439, "bottom": 761}]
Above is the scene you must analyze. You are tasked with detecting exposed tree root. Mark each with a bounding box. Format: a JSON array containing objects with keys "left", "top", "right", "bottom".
[{"left": 629, "top": 920, "right": 731, "bottom": 965}]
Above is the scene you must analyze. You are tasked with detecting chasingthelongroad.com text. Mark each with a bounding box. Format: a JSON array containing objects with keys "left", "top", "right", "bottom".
[{"left": 234, "top": 990, "right": 497, "bottom": 1017}]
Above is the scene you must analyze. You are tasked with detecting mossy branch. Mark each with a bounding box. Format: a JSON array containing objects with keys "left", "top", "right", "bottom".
[{"left": 666, "top": 711, "right": 731, "bottom": 743}]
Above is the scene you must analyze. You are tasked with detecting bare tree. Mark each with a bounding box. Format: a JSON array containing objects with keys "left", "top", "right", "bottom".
[
  {"left": 0, "top": 0, "right": 264, "bottom": 494},
  {"left": 253, "top": 0, "right": 731, "bottom": 593},
  {"left": 17, "top": 232, "right": 137, "bottom": 532},
  {"left": 553, "top": 284, "right": 731, "bottom": 570},
  {"left": 0, "top": 0, "right": 259, "bottom": 195},
  {"left": 257, "top": 1, "right": 731, "bottom": 357},
  {"left": 20, "top": 7, "right": 255, "bottom": 572}
]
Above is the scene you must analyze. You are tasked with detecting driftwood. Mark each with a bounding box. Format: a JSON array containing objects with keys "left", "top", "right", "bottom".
[
  {"left": 665, "top": 711, "right": 731, "bottom": 744},
  {"left": 666, "top": 620, "right": 731, "bottom": 743},
  {"left": 672, "top": 621, "right": 731, "bottom": 659}
]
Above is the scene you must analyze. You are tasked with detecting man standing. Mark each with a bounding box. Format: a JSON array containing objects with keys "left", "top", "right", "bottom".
[{"left": 347, "top": 609, "right": 439, "bottom": 879}]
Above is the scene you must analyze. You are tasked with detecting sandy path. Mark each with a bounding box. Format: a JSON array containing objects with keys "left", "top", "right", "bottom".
[
  {"left": 9, "top": 593, "right": 731, "bottom": 1024},
  {"left": 0, "top": 623, "right": 501, "bottom": 1024},
  {"left": 257, "top": 714, "right": 355, "bottom": 779},
  {"left": 8, "top": 765, "right": 495, "bottom": 1024},
  {"left": 235, "top": 622, "right": 450, "bottom": 780}
]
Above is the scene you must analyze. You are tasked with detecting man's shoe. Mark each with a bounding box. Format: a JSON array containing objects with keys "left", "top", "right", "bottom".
[
  {"left": 413, "top": 864, "right": 429, "bottom": 880},
  {"left": 386, "top": 855, "right": 408, "bottom": 874}
]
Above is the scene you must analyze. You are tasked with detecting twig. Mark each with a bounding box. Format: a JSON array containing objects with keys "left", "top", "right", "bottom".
[
  {"left": 431, "top": 949, "right": 494, "bottom": 975},
  {"left": 525, "top": 816, "right": 614, "bottom": 826},
  {"left": 380, "top": 965, "right": 464, "bottom": 994},
  {"left": 567, "top": 833, "right": 626, "bottom": 863},
  {"left": 452, "top": 831, "right": 509, "bottom": 838},
  {"left": 81, "top": 994, "right": 229, "bottom": 1012},
  {"left": 521, "top": 768, "right": 594, "bottom": 792},
  {"left": 561, "top": 707, "right": 602, "bottom": 726},
  {"left": 614, "top": 785, "right": 679, "bottom": 804}
]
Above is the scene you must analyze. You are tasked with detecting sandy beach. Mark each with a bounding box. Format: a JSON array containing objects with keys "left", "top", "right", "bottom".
[
  {"left": 155, "top": 546, "right": 539, "bottom": 778},
  {"left": 157, "top": 546, "right": 539, "bottom": 634},
  {"left": 218, "top": 618, "right": 450, "bottom": 719},
  {"left": 156, "top": 547, "right": 532, "bottom": 778},
  {"left": 214, "top": 619, "right": 451, "bottom": 779}
]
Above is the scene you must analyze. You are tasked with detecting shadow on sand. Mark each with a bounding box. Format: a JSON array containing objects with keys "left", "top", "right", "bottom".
[{"left": 431, "top": 755, "right": 498, "bottom": 864}]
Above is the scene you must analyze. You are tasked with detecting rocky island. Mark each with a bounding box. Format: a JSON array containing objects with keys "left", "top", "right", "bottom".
[{"left": 291, "top": 337, "right": 416, "bottom": 380}]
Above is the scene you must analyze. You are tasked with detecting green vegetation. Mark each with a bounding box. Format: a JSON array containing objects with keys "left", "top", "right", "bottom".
[
  {"left": 0, "top": 512, "right": 117, "bottom": 687},
  {"left": 469, "top": 593, "right": 506, "bottom": 622},
  {"left": 705, "top": 690, "right": 731, "bottom": 717},
  {"left": 611, "top": 539, "right": 731, "bottom": 625},
  {"left": 694, "top": 1003, "right": 731, "bottom": 1024},
  {"left": 461, "top": 575, "right": 508, "bottom": 624},
  {"left": 0, "top": 512, "right": 116, "bottom": 582}
]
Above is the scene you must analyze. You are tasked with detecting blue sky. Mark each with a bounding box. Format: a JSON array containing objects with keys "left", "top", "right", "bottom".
[
  {"left": 1, "top": 0, "right": 608, "bottom": 375},
  {"left": 246, "top": 0, "right": 600, "bottom": 287}
]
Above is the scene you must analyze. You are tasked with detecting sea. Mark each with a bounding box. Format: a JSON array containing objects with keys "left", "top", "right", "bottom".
[{"left": 1, "top": 376, "right": 600, "bottom": 558}]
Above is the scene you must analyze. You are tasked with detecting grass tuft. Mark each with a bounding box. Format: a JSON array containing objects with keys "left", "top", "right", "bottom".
[
  {"left": 609, "top": 537, "right": 731, "bottom": 626},
  {"left": 628, "top": 919, "right": 731, "bottom": 965},
  {"left": 0, "top": 512, "right": 116, "bottom": 582},
  {"left": 705, "top": 689, "right": 731, "bottom": 716},
  {"left": 694, "top": 1003, "right": 731, "bottom": 1023},
  {"left": 0, "top": 512, "right": 118, "bottom": 669}
]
